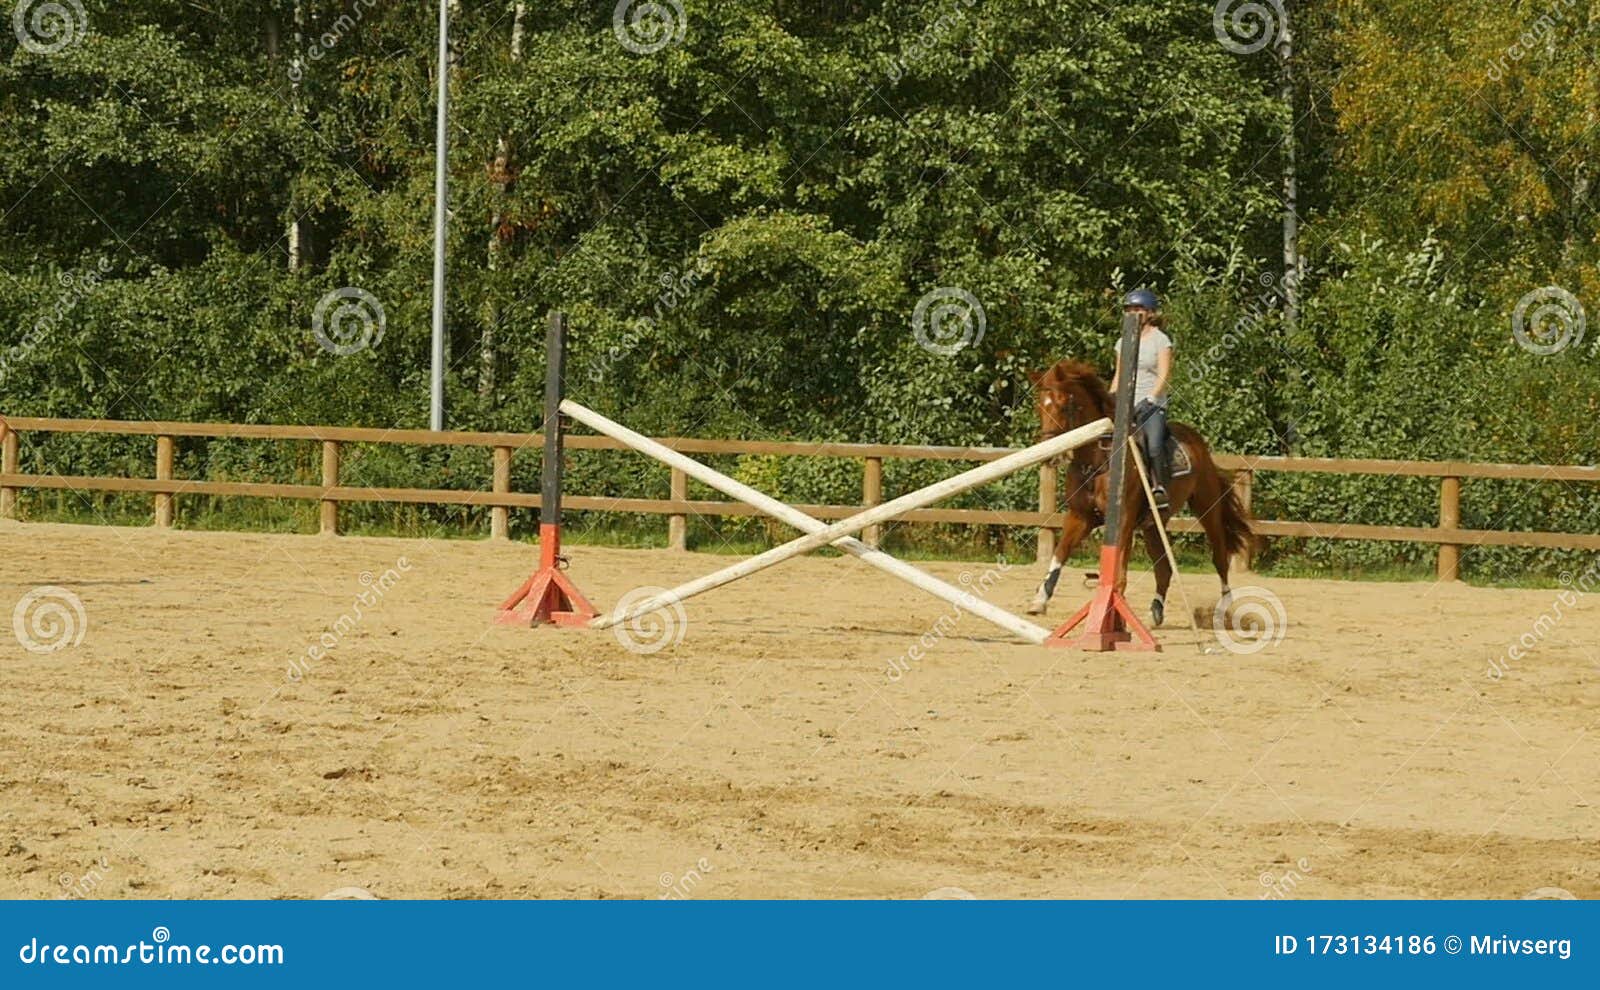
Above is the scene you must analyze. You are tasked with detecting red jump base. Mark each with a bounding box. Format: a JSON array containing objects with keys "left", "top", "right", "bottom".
[
  {"left": 495, "top": 524, "right": 598, "bottom": 628},
  {"left": 1043, "top": 545, "right": 1161, "bottom": 652}
]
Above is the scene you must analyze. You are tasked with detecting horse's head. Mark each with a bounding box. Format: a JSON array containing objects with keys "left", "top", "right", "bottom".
[{"left": 1030, "top": 359, "right": 1112, "bottom": 440}]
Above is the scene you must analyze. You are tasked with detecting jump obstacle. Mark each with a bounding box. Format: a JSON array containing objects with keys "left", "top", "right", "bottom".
[
  {"left": 497, "top": 311, "right": 1129, "bottom": 648},
  {"left": 571, "top": 402, "right": 1109, "bottom": 638}
]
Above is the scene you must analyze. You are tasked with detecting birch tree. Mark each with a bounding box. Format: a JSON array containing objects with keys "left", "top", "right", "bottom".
[{"left": 480, "top": 2, "right": 526, "bottom": 400}]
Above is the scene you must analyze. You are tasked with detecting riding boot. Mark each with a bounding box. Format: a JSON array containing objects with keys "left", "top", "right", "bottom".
[
  {"left": 1148, "top": 441, "right": 1170, "bottom": 511},
  {"left": 1134, "top": 402, "right": 1169, "bottom": 511}
]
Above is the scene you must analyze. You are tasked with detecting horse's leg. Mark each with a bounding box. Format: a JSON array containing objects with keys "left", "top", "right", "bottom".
[
  {"left": 1193, "top": 468, "right": 1234, "bottom": 607},
  {"left": 1028, "top": 509, "right": 1091, "bottom": 615},
  {"left": 1139, "top": 523, "right": 1172, "bottom": 627}
]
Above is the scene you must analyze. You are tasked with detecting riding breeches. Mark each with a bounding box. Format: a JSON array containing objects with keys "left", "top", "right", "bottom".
[{"left": 1134, "top": 401, "right": 1170, "bottom": 488}]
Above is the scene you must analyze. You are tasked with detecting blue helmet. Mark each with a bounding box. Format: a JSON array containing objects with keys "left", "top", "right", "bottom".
[{"left": 1122, "top": 288, "right": 1160, "bottom": 311}]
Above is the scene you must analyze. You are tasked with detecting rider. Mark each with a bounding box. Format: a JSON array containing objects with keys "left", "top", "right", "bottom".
[{"left": 1108, "top": 288, "right": 1173, "bottom": 511}]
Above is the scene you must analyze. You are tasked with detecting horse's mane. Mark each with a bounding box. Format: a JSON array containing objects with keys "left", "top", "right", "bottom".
[{"left": 1038, "top": 359, "right": 1112, "bottom": 417}]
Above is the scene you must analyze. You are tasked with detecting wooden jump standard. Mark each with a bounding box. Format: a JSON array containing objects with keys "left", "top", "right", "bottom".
[{"left": 495, "top": 313, "right": 599, "bottom": 627}]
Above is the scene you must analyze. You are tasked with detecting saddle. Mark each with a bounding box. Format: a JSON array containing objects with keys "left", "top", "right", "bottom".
[{"left": 1092, "top": 434, "right": 1193, "bottom": 479}]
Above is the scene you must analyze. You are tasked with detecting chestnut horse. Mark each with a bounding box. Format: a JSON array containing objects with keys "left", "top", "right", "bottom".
[{"left": 1026, "top": 359, "right": 1252, "bottom": 625}]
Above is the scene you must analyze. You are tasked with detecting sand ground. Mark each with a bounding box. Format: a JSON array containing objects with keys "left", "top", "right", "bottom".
[{"left": 2, "top": 520, "right": 1597, "bottom": 900}]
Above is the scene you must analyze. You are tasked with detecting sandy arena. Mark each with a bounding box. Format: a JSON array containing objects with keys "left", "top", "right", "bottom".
[{"left": 2, "top": 520, "right": 1597, "bottom": 900}]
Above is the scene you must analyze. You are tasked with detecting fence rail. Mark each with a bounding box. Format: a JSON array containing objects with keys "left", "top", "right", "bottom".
[{"left": 3, "top": 414, "right": 1599, "bottom": 579}]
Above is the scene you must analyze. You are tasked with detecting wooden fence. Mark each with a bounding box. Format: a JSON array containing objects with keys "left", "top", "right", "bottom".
[{"left": 3, "top": 415, "right": 1599, "bottom": 580}]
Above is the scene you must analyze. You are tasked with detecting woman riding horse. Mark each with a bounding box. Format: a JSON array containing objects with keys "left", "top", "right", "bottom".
[
  {"left": 1026, "top": 290, "right": 1252, "bottom": 625},
  {"left": 1110, "top": 289, "right": 1173, "bottom": 510}
]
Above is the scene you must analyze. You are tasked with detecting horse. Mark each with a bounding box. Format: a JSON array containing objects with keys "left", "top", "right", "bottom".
[{"left": 1026, "top": 359, "right": 1253, "bottom": 625}]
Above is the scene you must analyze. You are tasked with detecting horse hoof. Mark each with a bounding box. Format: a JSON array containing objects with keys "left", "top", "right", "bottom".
[
  {"left": 1026, "top": 601, "right": 1048, "bottom": 616},
  {"left": 1150, "top": 598, "right": 1165, "bottom": 627}
]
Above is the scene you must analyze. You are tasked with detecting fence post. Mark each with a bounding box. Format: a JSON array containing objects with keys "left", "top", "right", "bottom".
[
  {"left": 0, "top": 420, "right": 17, "bottom": 520},
  {"left": 320, "top": 440, "right": 340, "bottom": 536},
  {"left": 668, "top": 466, "right": 688, "bottom": 550},
  {"left": 492, "top": 445, "right": 512, "bottom": 540},
  {"left": 1231, "top": 469, "right": 1255, "bottom": 570},
  {"left": 1036, "top": 461, "right": 1057, "bottom": 565},
  {"left": 863, "top": 457, "right": 884, "bottom": 549},
  {"left": 1438, "top": 476, "right": 1461, "bottom": 581},
  {"left": 154, "top": 435, "right": 175, "bottom": 528}
]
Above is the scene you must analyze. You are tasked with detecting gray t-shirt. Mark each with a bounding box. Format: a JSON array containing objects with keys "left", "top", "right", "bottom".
[{"left": 1128, "top": 328, "right": 1172, "bottom": 408}]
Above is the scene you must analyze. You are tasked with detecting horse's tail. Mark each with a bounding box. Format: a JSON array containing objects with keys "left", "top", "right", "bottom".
[
  {"left": 1173, "top": 423, "right": 1255, "bottom": 558},
  {"left": 1215, "top": 469, "right": 1254, "bottom": 558}
]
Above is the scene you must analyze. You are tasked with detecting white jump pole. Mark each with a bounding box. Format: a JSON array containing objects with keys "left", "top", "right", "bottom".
[
  {"left": 562, "top": 400, "right": 1062, "bottom": 644},
  {"left": 584, "top": 405, "right": 1112, "bottom": 631}
]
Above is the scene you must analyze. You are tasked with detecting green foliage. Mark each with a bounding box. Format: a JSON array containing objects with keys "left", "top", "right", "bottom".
[{"left": 1, "top": 2, "right": 1596, "bottom": 581}]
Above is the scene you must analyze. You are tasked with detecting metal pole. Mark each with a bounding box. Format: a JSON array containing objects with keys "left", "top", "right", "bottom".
[
  {"left": 429, "top": 0, "right": 450, "bottom": 431},
  {"left": 1102, "top": 311, "right": 1143, "bottom": 549},
  {"left": 540, "top": 312, "right": 568, "bottom": 568}
]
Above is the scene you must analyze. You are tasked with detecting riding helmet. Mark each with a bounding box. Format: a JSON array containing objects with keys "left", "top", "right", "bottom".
[{"left": 1122, "top": 288, "right": 1160, "bottom": 311}]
